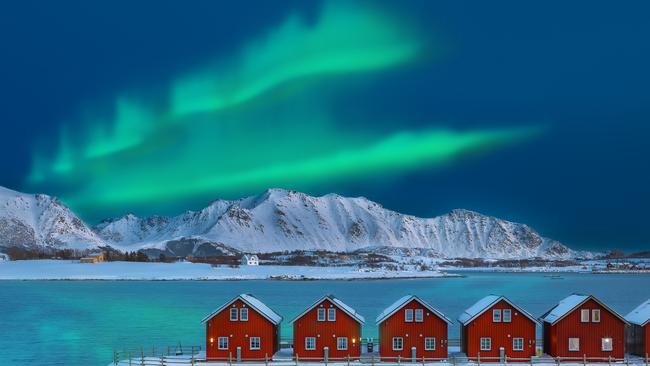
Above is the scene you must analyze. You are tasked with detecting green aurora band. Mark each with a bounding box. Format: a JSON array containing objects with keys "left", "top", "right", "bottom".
[{"left": 26, "top": 1, "right": 541, "bottom": 219}]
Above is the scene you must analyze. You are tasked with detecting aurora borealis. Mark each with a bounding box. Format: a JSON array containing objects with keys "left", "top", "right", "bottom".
[{"left": 2, "top": 0, "right": 649, "bottom": 251}]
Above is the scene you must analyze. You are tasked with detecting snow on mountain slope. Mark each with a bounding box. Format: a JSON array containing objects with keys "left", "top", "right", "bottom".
[
  {"left": 93, "top": 188, "right": 577, "bottom": 259},
  {"left": 0, "top": 186, "right": 104, "bottom": 250}
]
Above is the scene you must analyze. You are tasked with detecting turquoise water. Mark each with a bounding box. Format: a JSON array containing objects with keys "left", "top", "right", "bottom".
[{"left": 1, "top": 273, "right": 649, "bottom": 366}]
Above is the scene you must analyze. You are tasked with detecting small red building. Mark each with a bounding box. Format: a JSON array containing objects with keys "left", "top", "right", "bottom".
[
  {"left": 625, "top": 298, "right": 650, "bottom": 357},
  {"left": 458, "top": 295, "right": 537, "bottom": 360},
  {"left": 376, "top": 295, "right": 451, "bottom": 361},
  {"left": 541, "top": 294, "right": 628, "bottom": 360},
  {"left": 291, "top": 295, "right": 365, "bottom": 360},
  {"left": 202, "top": 294, "right": 282, "bottom": 361}
]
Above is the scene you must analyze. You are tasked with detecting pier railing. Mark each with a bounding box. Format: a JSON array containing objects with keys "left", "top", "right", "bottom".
[{"left": 112, "top": 350, "right": 650, "bottom": 366}]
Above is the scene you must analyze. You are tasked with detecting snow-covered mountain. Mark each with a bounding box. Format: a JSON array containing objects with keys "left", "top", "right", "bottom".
[
  {"left": 0, "top": 186, "right": 104, "bottom": 251},
  {"left": 93, "top": 188, "right": 577, "bottom": 259}
]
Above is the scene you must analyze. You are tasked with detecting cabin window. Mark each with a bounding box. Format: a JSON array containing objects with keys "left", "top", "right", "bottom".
[
  {"left": 405, "top": 309, "right": 414, "bottom": 322},
  {"left": 317, "top": 308, "right": 326, "bottom": 321},
  {"left": 592, "top": 309, "right": 601, "bottom": 323},
  {"left": 503, "top": 309, "right": 512, "bottom": 322},
  {"left": 425, "top": 337, "right": 436, "bottom": 350},
  {"left": 601, "top": 338, "right": 613, "bottom": 351},
  {"left": 480, "top": 338, "right": 492, "bottom": 351},
  {"left": 512, "top": 338, "right": 524, "bottom": 351},
  {"left": 415, "top": 309, "right": 424, "bottom": 322},
  {"left": 328, "top": 308, "right": 336, "bottom": 321},
  {"left": 392, "top": 337, "right": 404, "bottom": 351},
  {"left": 250, "top": 337, "right": 261, "bottom": 350},
  {"left": 305, "top": 337, "right": 316, "bottom": 351},
  {"left": 240, "top": 308, "right": 249, "bottom": 321},
  {"left": 493, "top": 309, "right": 502, "bottom": 322},
  {"left": 337, "top": 337, "right": 348, "bottom": 350},
  {"left": 580, "top": 309, "right": 590, "bottom": 322},
  {"left": 568, "top": 338, "right": 580, "bottom": 351},
  {"left": 218, "top": 337, "right": 229, "bottom": 350},
  {"left": 230, "top": 308, "right": 238, "bottom": 321}
]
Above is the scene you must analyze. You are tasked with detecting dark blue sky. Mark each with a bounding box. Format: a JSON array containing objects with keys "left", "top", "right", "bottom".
[{"left": 1, "top": 1, "right": 649, "bottom": 252}]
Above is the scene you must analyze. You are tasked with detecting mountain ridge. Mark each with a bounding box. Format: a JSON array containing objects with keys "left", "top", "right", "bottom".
[{"left": 1, "top": 186, "right": 584, "bottom": 259}]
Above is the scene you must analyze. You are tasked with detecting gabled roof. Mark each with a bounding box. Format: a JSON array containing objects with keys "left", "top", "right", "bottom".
[
  {"left": 458, "top": 295, "right": 538, "bottom": 325},
  {"left": 376, "top": 295, "right": 452, "bottom": 324},
  {"left": 626, "top": 298, "right": 650, "bottom": 326},
  {"left": 201, "top": 294, "right": 282, "bottom": 325},
  {"left": 541, "top": 294, "right": 629, "bottom": 325},
  {"left": 290, "top": 294, "right": 365, "bottom": 324}
]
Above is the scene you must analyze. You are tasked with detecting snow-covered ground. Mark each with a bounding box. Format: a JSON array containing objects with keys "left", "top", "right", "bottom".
[{"left": 0, "top": 260, "right": 455, "bottom": 280}]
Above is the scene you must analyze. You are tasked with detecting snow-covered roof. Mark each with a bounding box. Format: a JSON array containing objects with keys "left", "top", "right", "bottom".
[
  {"left": 201, "top": 294, "right": 282, "bottom": 325},
  {"left": 376, "top": 295, "right": 452, "bottom": 324},
  {"left": 290, "top": 294, "right": 365, "bottom": 324},
  {"left": 541, "top": 294, "right": 628, "bottom": 325},
  {"left": 458, "top": 295, "right": 537, "bottom": 325},
  {"left": 625, "top": 299, "right": 650, "bottom": 326}
]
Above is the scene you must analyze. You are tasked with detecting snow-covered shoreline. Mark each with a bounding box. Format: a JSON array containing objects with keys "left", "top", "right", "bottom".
[{"left": 0, "top": 260, "right": 457, "bottom": 280}]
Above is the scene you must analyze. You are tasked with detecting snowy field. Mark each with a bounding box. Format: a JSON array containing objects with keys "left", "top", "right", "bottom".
[{"left": 0, "top": 260, "right": 455, "bottom": 280}]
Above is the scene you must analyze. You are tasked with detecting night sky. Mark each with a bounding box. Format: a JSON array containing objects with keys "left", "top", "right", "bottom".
[{"left": 1, "top": 1, "right": 648, "bottom": 252}]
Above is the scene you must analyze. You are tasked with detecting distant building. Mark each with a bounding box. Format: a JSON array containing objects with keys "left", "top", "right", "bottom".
[
  {"left": 241, "top": 254, "right": 259, "bottom": 266},
  {"left": 80, "top": 251, "right": 105, "bottom": 264},
  {"left": 624, "top": 298, "right": 650, "bottom": 357},
  {"left": 541, "top": 294, "right": 628, "bottom": 359}
]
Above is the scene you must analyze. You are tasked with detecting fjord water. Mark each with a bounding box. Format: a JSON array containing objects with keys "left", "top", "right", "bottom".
[{"left": 1, "top": 273, "right": 649, "bottom": 366}]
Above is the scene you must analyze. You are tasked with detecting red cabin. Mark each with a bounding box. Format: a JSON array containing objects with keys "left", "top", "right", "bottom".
[
  {"left": 625, "top": 298, "right": 650, "bottom": 357},
  {"left": 291, "top": 295, "right": 365, "bottom": 360},
  {"left": 376, "top": 295, "right": 451, "bottom": 361},
  {"left": 541, "top": 294, "right": 628, "bottom": 360},
  {"left": 458, "top": 295, "right": 537, "bottom": 360},
  {"left": 202, "top": 294, "right": 282, "bottom": 361}
]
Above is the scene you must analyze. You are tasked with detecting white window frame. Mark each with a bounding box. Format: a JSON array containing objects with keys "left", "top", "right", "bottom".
[
  {"left": 415, "top": 309, "right": 424, "bottom": 322},
  {"left": 230, "top": 308, "right": 238, "bottom": 321},
  {"left": 581, "top": 309, "right": 590, "bottom": 322},
  {"left": 337, "top": 337, "right": 348, "bottom": 350},
  {"left": 424, "top": 337, "right": 436, "bottom": 351},
  {"left": 592, "top": 309, "right": 601, "bottom": 323},
  {"left": 305, "top": 337, "right": 316, "bottom": 351},
  {"left": 405, "top": 309, "right": 414, "bottom": 322},
  {"left": 512, "top": 338, "right": 524, "bottom": 351},
  {"left": 601, "top": 338, "right": 613, "bottom": 352},
  {"left": 250, "top": 337, "right": 261, "bottom": 350},
  {"left": 480, "top": 337, "right": 492, "bottom": 351},
  {"left": 328, "top": 308, "right": 336, "bottom": 321},
  {"left": 317, "top": 308, "right": 326, "bottom": 322},
  {"left": 503, "top": 309, "right": 512, "bottom": 323},
  {"left": 392, "top": 337, "right": 404, "bottom": 351},
  {"left": 568, "top": 338, "right": 580, "bottom": 351},
  {"left": 493, "top": 309, "right": 502, "bottom": 322},
  {"left": 240, "top": 308, "right": 249, "bottom": 321},
  {"left": 218, "top": 337, "right": 229, "bottom": 350}
]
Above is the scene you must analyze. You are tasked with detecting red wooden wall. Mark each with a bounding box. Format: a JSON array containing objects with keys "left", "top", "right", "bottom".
[
  {"left": 462, "top": 299, "right": 536, "bottom": 360},
  {"left": 293, "top": 299, "right": 362, "bottom": 360},
  {"left": 646, "top": 325, "right": 650, "bottom": 358},
  {"left": 378, "top": 299, "right": 448, "bottom": 360},
  {"left": 205, "top": 299, "right": 279, "bottom": 360},
  {"left": 543, "top": 298, "right": 625, "bottom": 359}
]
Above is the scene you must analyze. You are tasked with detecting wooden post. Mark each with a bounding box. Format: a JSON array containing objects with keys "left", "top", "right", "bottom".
[
  {"left": 295, "top": 354, "right": 299, "bottom": 366},
  {"left": 265, "top": 353, "right": 269, "bottom": 366},
  {"left": 478, "top": 352, "right": 481, "bottom": 365},
  {"left": 608, "top": 355, "right": 612, "bottom": 366},
  {"left": 113, "top": 350, "right": 118, "bottom": 365},
  {"left": 530, "top": 355, "right": 533, "bottom": 366},
  {"left": 347, "top": 355, "right": 351, "bottom": 366},
  {"left": 229, "top": 352, "right": 232, "bottom": 366},
  {"left": 128, "top": 352, "right": 132, "bottom": 366},
  {"left": 583, "top": 354, "right": 586, "bottom": 366},
  {"left": 159, "top": 355, "right": 164, "bottom": 366},
  {"left": 555, "top": 357, "right": 560, "bottom": 366},
  {"left": 371, "top": 355, "right": 375, "bottom": 366},
  {"left": 422, "top": 356, "right": 425, "bottom": 366},
  {"left": 398, "top": 354, "right": 401, "bottom": 365},
  {"left": 140, "top": 348, "right": 145, "bottom": 366},
  {"left": 505, "top": 355, "right": 508, "bottom": 365},
  {"left": 191, "top": 352, "right": 195, "bottom": 366}
]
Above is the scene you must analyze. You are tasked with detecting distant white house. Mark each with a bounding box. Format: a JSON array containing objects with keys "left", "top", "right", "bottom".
[
  {"left": 0, "top": 253, "right": 8, "bottom": 261},
  {"left": 241, "top": 254, "right": 259, "bottom": 266}
]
